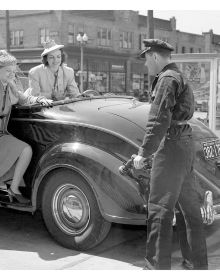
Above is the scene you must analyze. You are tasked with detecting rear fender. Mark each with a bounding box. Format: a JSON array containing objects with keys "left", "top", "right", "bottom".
[{"left": 32, "top": 142, "right": 146, "bottom": 224}]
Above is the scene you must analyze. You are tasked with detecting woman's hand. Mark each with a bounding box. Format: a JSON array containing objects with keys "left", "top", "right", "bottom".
[
  {"left": 37, "top": 97, "right": 53, "bottom": 107},
  {"left": 8, "top": 80, "right": 19, "bottom": 96}
]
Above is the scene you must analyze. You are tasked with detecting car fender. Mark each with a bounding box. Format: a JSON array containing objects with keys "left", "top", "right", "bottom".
[{"left": 32, "top": 142, "right": 147, "bottom": 224}]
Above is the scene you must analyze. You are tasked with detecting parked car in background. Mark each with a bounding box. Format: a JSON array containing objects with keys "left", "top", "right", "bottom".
[{"left": 0, "top": 93, "right": 220, "bottom": 250}]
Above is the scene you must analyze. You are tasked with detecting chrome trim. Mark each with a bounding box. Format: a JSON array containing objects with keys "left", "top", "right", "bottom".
[
  {"left": 200, "top": 191, "right": 220, "bottom": 225},
  {"left": 52, "top": 183, "right": 90, "bottom": 235}
]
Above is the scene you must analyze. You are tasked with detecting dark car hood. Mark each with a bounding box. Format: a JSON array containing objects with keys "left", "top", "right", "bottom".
[
  {"left": 16, "top": 96, "right": 217, "bottom": 147},
  {"left": 40, "top": 97, "right": 150, "bottom": 147}
]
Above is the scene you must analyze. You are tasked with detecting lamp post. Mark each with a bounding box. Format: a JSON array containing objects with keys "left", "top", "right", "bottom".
[{"left": 76, "top": 33, "right": 88, "bottom": 93}]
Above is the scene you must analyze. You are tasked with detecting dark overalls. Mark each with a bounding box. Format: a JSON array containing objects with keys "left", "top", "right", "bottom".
[{"left": 138, "top": 63, "right": 208, "bottom": 270}]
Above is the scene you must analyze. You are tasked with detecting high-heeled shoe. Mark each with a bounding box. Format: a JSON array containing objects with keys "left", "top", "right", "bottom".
[{"left": 7, "top": 188, "right": 30, "bottom": 204}]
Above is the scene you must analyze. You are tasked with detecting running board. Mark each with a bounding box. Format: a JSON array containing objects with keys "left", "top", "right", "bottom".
[{"left": 0, "top": 201, "right": 33, "bottom": 212}]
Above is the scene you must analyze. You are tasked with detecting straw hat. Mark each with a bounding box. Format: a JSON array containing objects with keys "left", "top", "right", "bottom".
[
  {"left": 0, "top": 50, "right": 17, "bottom": 67},
  {"left": 41, "top": 39, "right": 64, "bottom": 57}
]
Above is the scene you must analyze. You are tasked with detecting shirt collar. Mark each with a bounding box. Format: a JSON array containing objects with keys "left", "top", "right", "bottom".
[{"left": 159, "top": 62, "right": 178, "bottom": 74}]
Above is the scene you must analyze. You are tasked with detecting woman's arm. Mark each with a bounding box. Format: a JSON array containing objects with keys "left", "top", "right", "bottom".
[
  {"left": 65, "top": 68, "right": 81, "bottom": 98},
  {"left": 8, "top": 79, "right": 53, "bottom": 106},
  {"left": 19, "top": 88, "right": 53, "bottom": 106},
  {"left": 28, "top": 70, "right": 42, "bottom": 97}
]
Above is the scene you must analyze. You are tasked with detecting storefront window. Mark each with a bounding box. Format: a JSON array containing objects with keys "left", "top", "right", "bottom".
[
  {"left": 132, "top": 73, "right": 144, "bottom": 97},
  {"left": 88, "top": 71, "right": 109, "bottom": 93},
  {"left": 87, "top": 60, "right": 109, "bottom": 93},
  {"left": 111, "top": 73, "right": 126, "bottom": 93},
  {"left": 176, "top": 61, "right": 210, "bottom": 125}
]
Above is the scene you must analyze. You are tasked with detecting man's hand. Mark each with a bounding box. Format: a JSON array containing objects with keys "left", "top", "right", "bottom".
[{"left": 133, "top": 155, "right": 146, "bottom": 169}]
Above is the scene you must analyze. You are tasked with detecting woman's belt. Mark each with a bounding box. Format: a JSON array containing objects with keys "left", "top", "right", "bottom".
[{"left": 170, "top": 120, "right": 188, "bottom": 126}]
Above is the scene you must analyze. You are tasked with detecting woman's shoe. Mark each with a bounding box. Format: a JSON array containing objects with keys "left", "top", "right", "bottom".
[
  {"left": 7, "top": 188, "right": 30, "bottom": 204},
  {"left": 0, "top": 183, "right": 7, "bottom": 191}
]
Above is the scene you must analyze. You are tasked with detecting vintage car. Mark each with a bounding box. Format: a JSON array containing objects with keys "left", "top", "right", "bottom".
[{"left": 1, "top": 93, "right": 220, "bottom": 251}]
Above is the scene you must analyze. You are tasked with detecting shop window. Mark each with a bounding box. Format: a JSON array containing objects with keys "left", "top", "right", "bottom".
[
  {"left": 39, "top": 28, "right": 50, "bottom": 45},
  {"left": 97, "top": 27, "right": 112, "bottom": 46},
  {"left": 132, "top": 73, "right": 144, "bottom": 97},
  {"left": 68, "top": 24, "right": 75, "bottom": 44},
  {"left": 111, "top": 72, "right": 126, "bottom": 93},
  {"left": 88, "top": 71, "right": 109, "bottom": 93},
  {"left": 120, "top": 31, "right": 133, "bottom": 49},
  {"left": 87, "top": 60, "right": 109, "bottom": 93},
  {"left": 175, "top": 43, "right": 178, "bottom": 53},
  {"left": 10, "top": 30, "right": 23, "bottom": 47}
]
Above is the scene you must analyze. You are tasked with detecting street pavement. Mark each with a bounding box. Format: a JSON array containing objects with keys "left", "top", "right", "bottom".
[{"left": 0, "top": 207, "right": 220, "bottom": 270}]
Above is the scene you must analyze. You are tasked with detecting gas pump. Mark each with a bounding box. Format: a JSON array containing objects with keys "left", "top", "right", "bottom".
[{"left": 172, "top": 53, "right": 220, "bottom": 137}]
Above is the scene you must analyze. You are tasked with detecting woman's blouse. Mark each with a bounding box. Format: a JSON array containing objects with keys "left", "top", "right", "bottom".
[{"left": 28, "top": 64, "right": 80, "bottom": 100}]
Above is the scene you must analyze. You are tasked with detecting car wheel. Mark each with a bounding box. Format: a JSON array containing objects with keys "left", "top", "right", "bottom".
[{"left": 41, "top": 169, "right": 111, "bottom": 250}]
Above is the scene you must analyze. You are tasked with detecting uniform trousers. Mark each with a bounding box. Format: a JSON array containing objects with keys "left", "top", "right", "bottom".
[{"left": 145, "top": 135, "right": 208, "bottom": 270}]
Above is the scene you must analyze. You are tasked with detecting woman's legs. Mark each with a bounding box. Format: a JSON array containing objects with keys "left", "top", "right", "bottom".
[{"left": 9, "top": 145, "right": 32, "bottom": 194}]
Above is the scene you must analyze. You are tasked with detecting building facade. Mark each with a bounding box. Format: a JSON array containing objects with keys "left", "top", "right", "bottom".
[{"left": 0, "top": 10, "right": 219, "bottom": 95}]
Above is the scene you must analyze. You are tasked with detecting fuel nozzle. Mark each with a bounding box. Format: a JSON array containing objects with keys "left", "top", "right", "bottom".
[{"left": 119, "top": 155, "right": 136, "bottom": 175}]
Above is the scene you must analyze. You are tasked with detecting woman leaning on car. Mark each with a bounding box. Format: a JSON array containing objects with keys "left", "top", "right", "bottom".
[
  {"left": 0, "top": 50, "right": 52, "bottom": 204},
  {"left": 27, "top": 39, "right": 81, "bottom": 101}
]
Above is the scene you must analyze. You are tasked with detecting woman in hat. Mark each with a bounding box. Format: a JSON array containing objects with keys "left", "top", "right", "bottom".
[
  {"left": 27, "top": 39, "right": 80, "bottom": 100},
  {"left": 0, "top": 50, "right": 52, "bottom": 204}
]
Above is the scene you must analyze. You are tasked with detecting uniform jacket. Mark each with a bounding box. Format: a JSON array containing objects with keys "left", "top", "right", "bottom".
[
  {"left": 28, "top": 64, "right": 80, "bottom": 100},
  {"left": 138, "top": 62, "right": 195, "bottom": 158}
]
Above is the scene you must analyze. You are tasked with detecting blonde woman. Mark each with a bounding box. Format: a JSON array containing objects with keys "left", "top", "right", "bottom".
[{"left": 0, "top": 50, "right": 52, "bottom": 204}]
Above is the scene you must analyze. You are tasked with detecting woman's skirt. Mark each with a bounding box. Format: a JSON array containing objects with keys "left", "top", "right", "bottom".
[{"left": 0, "top": 134, "right": 29, "bottom": 178}]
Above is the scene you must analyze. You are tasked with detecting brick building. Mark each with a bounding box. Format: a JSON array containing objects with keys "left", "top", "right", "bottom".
[{"left": 0, "top": 10, "right": 219, "bottom": 94}]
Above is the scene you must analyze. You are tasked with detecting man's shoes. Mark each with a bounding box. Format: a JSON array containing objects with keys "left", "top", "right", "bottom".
[
  {"left": 181, "top": 259, "right": 193, "bottom": 270},
  {"left": 143, "top": 258, "right": 156, "bottom": 270}
]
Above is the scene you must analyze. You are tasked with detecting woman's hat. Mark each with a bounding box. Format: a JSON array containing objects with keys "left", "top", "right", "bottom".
[
  {"left": 41, "top": 39, "right": 64, "bottom": 57},
  {"left": 0, "top": 50, "right": 17, "bottom": 67}
]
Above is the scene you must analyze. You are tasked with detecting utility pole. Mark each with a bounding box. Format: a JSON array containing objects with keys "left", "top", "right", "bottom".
[
  {"left": 6, "top": 10, "right": 10, "bottom": 52},
  {"left": 147, "top": 10, "right": 154, "bottom": 93},
  {"left": 147, "top": 10, "right": 154, "bottom": 39}
]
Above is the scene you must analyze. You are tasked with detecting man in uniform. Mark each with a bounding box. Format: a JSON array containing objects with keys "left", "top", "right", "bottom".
[{"left": 133, "top": 39, "right": 208, "bottom": 270}]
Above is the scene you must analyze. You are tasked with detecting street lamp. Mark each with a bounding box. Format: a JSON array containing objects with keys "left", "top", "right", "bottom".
[{"left": 76, "top": 33, "right": 88, "bottom": 93}]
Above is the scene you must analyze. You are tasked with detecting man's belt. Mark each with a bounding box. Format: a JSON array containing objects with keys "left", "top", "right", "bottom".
[{"left": 170, "top": 120, "right": 188, "bottom": 126}]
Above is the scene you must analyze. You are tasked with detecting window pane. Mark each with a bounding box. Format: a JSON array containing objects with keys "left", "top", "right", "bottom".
[
  {"left": 102, "top": 28, "right": 107, "bottom": 39},
  {"left": 119, "top": 33, "right": 123, "bottom": 48},
  {"left": 19, "top": 30, "right": 24, "bottom": 45}
]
